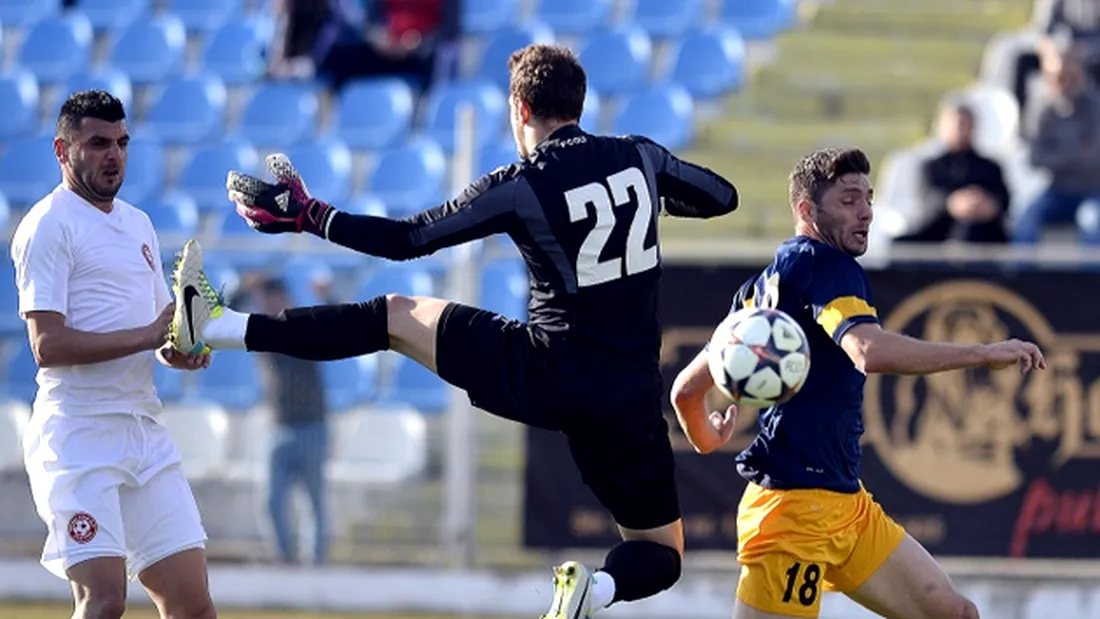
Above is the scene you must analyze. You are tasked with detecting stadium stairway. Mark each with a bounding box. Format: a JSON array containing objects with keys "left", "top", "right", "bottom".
[{"left": 665, "top": 0, "right": 1034, "bottom": 242}]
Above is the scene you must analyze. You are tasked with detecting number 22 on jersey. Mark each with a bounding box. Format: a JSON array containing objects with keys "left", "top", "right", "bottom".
[{"left": 565, "top": 166, "right": 658, "bottom": 287}]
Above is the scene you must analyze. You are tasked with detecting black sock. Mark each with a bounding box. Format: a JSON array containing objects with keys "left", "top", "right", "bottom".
[
  {"left": 599, "top": 540, "right": 682, "bottom": 605},
  {"left": 244, "top": 296, "right": 390, "bottom": 361}
]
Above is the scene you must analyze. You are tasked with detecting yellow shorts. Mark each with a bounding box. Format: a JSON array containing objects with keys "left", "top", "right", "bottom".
[{"left": 735, "top": 482, "right": 905, "bottom": 617}]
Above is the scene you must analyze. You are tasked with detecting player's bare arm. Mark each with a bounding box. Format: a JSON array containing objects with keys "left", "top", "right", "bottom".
[
  {"left": 670, "top": 350, "right": 737, "bottom": 454},
  {"left": 26, "top": 304, "right": 173, "bottom": 368},
  {"left": 839, "top": 322, "right": 1047, "bottom": 376}
]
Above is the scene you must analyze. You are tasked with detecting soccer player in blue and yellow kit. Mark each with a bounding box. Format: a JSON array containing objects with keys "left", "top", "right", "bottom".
[{"left": 671, "top": 148, "right": 1046, "bottom": 619}]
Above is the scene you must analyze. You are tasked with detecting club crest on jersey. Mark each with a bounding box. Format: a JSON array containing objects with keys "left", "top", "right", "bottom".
[
  {"left": 68, "top": 512, "right": 97, "bottom": 544},
  {"left": 141, "top": 243, "right": 155, "bottom": 272}
]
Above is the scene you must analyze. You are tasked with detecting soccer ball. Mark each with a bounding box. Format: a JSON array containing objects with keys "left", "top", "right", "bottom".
[{"left": 707, "top": 307, "right": 811, "bottom": 408}]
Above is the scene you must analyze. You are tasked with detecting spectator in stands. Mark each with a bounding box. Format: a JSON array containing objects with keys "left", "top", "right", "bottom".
[
  {"left": 1015, "top": 45, "right": 1100, "bottom": 244},
  {"left": 894, "top": 102, "right": 1011, "bottom": 244},
  {"left": 1015, "top": 0, "right": 1100, "bottom": 117},
  {"left": 267, "top": 0, "right": 461, "bottom": 92},
  {"left": 232, "top": 274, "right": 333, "bottom": 565}
]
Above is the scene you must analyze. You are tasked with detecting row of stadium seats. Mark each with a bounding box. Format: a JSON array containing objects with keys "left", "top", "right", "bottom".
[{"left": 0, "top": 0, "right": 797, "bottom": 40}]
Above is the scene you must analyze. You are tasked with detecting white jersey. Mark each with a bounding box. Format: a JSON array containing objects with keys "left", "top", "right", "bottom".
[{"left": 10, "top": 184, "right": 172, "bottom": 418}]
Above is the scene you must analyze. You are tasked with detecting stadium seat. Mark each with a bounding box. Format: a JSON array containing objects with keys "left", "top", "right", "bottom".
[
  {"left": 106, "top": 15, "right": 187, "bottom": 83},
  {"left": 462, "top": 0, "right": 520, "bottom": 33},
  {"left": 211, "top": 209, "right": 289, "bottom": 268},
  {"left": 117, "top": 138, "right": 163, "bottom": 207},
  {"left": 357, "top": 263, "right": 436, "bottom": 300},
  {"left": 480, "top": 258, "right": 527, "bottom": 319},
  {"left": 143, "top": 75, "right": 227, "bottom": 145},
  {"left": 153, "top": 361, "right": 184, "bottom": 402},
  {"left": 381, "top": 356, "right": 448, "bottom": 413},
  {"left": 158, "top": 402, "right": 230, "bottom": 478},
  {"left": 719, "top": 0, "right": 797, "bottom": 40},
  {"left": 331, "top": 78, "right": 415, "bottom": 150},
  {"left": 0, "top": 254, "right": 22, "bottom": 335},
  {"left": 201, "top": 19, "right": 269, "bottom": 85},
  {"left": 579, "top": 28, "right": 653, "bottom": 97},
  {"left": 176, "top": 138, "right": 258, "bottom": 211},
  {"left": 422, "top": 79, "right": 508, "bottom": 152},
  {"left": 1000, "top": 146, "right": 1051, "bottom": 222},
  {"left": 363, "top": 137, "right": 448, "bottom": 217},
  {"left": 16, "top": 13, "right": 93, "bottom": 83},
  {"left": 534, "top": 0, "right": 612, "bottom": 35},
  {"left": 625, "top": 0, "right": 702, "bottom": 38},
  {"left": 50, "top": 70, "right": 133, "bottom": 122},
  {"left": 611, "top": 85, "right": 694, "bottom": 151},
  {"left": 0, "top": 0, "right": 60, "bottom": 27},
  {"left": 870, "top": 144, "right": 938, "bottom": 242},
  {"left": 329, "top": 406, "right": 427, "bottom": 483},
  {"left": 323, "top": 356, "right": 378, "bottom": 411},
  {"left": 2, "top": 339, "right": 38, "bottom": 403},
  {"left": 345, "top": 194, "right": 387, "bottom": 217},
  {"left": 192, "top": 350, "right": 261, "bottom": 410},
  {"left": 581, "top": 90, "right": 602, "bottom": 133},
  {"left": 142, "top": 191, "right": 200, "bottom": 247},
  {"left": 941, "top": 86, "right": 1021, "bottom": 156},
  {"left": 663, "top": 27, "right": 745, "bottom": 99},
  {"left": 0, "top": 68, "right": 39, "bottom": 139},
  {"left": 474, "top": 24, "right": 555, "bottom": 91},
  {"left": 164, "top": 0, "right": 241, "bottom": 31},
  {"left": 281, "top": 256, "right": 335, "bottom": 306},
  {"left": 0, "top": 398, "right": 31, "bottom": 472},
  {"left": 280, "top": 139, "right": 353, "bottom": 204},
  {"left": 476, "top": 141, "right": 518, "bottom": 177},
  {"left": 0, "top": 135, "right": 61, "bottom": 206},
  {"left": 237, "top": 81, "right": 320, "bottom": 148},
  {"left": 78, "top": 0, "right": 148, "bottom": 30}
]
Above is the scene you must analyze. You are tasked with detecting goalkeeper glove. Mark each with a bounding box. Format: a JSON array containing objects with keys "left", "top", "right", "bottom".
[{"left": 226, "top": 153, "right": 336, "bottom": 237}]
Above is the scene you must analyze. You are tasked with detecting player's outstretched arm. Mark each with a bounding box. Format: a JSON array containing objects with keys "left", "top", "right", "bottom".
[
  {"left": 670, "top": 350, "right": 738, "bottom": 454},
  {"left": 26, "top": 306, "right": 173, "bottom": 368},
  {"left": 839, "top": 323, "right": 1047, "bottom": 376},
  {"left": 631, "top": 138, "right": 739, "bottom": 219}
]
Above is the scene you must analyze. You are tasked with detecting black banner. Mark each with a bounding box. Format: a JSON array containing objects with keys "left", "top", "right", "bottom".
[{"left": 522, "top": 263, "right": 1100, "bottom": 558}]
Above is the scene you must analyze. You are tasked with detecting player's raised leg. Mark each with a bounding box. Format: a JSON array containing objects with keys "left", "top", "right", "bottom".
[
  {"left": 68, "top": 558, "right": 128, "bottom": 619},
  {"left": 138, "top": 548, "right": 216, "bottom": 619}
]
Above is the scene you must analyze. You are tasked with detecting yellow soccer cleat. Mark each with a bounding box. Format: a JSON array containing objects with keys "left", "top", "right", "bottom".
[
  {"left": 540, "top": 561, "right": 594, "bottom": 619},
  {"left": 169, "top": 239, "right": 223, "bottom": 355}
]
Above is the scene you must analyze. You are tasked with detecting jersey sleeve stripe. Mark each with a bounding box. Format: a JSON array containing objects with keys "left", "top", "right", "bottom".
[{"left": 816, "top": 296, "right": 877, "bottom": 338}]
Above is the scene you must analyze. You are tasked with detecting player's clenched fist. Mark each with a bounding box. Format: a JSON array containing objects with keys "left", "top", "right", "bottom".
[
  {"left": 981, "top": 339, "right": 1047, "bottom": 374},
  {"left": 225, "top": 154, "right": 336, "bottom": 237}
]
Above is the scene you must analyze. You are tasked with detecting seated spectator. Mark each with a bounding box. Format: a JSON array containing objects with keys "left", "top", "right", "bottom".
[
  {"left": 894, "top": 103, "right": 1011, "bottom": 244},
  {"left": 1014, "top": 0, "right": 1100, "bottom": 119},
  {"left": 267, "top": 0, "right": 460, "bottom": 92},
  {"left": 1014, "top": 45, "right": 1100, "bottom": 245}
]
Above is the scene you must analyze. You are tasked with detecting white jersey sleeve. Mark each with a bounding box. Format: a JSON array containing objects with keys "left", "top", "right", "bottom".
[{"left": 11, "top": 211, "right": 73, "bottom": 318}]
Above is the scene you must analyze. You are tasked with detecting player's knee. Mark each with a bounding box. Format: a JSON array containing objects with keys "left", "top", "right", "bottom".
[
  {"left": 162, "top": 599, "right": 217, "bottom": 619},
  {"left": 75, "top": 591, "right": 126, "bottom": 619},
  {"left": 931, "top": 595, "right": 979, "bottom": 619},
  {"left": 384, "top": 292, "right": 415, "bottom": 315},
  {"left": 957, "top": 598, "right": 980, "bottom": 619}
]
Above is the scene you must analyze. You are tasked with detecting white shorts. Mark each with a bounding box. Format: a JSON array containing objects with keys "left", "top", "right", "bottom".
[{"left": 22, "top": 410, "right": 208, "bottom": 580}]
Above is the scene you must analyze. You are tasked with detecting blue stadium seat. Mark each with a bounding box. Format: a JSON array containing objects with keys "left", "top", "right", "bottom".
[
  {"left": 106, "top": 15, "right": 186, "bottom": 83},
  {"left": 212, "top": 209, "right": 288, "bottom": 269},
  {"left": 579, "top": 28, "right": 652, "bottom": 96},
  {"left": 17, "top": 14, "right": 92, "bottom": 83},
  {"left": 2, "top": 339, "right": 38, "bottom": 403},
  {"left": 480, "top": 258, "right": 527, "bottom": 319},
  {"left": 581, "top": 90, "right": 602, "bottom": 133},
  {"left": 176, "top": 139, "right": 258, "bottom": 211},
  {"left": 0, "top": 69, "right": 39, "bottom": 139},
  {"left": 201, "top": 19, "right": 268, "bottom": 85},
  {"left": 143, "top": 75, "right": 227, "bottom": 144},
  {"left": 323, "top": 356, "right": 378, "bottom": 411},
  {"left": 356, "top": 263, "right": 436, "bottom": 300},
  {"left": 154, "top": 362, "right": 184, "bottom": 402},
  {"left": 142, "top": 191, "right": 199, "bottom": 243},
  {"left": 164, "top": 0, "right": 241, "bottom": 31},
  {"left": 664, "top": 27, "right": 745, "bottom": 99},
  {"left": 474, "top": 24, "right": 554, "bottom": 91},
  {"left": 78, "top": 0, "right": 149, "bottom": 30},
  {"left": 0, "top": 192, "right": 11, "bottom": 233},
  {"left": 462, "top": 0, "right": 520, "bottom": 34},
  {"left": 534, "top": 0, "right": 612, "bottom": 35},
  {"left": 331, "top": 78, "right": 414, "bottom": 150},
  {"left": 626, "top": 0, "right": 702, "bottom": 38},
  {"left": 382, "top": 355, "right": 448, "bottom": 413},
  {"left": 237, "top": 82, "right": 319, "bottom": 148},
  {"left": 0, "top": 0, "right": 59, "bottom": 26},
  {"left": 0, "top": 245, "right": 20, "bottom": 336},
  {"left": 422, "top": 79, "right": 508, "bottom": 152},
  {"left": 117, "top": 138, "right": 163, "bottom": 207},
  {"left": 611, "top": 85, "right": 694, "bottom": 151},
  {"left": 0, "top": 136, "right": 60, "bottom": 206},
  {"left": 476, "top": 141, "right": 518, "bottom": 177},
  {"left": 345, "top": 194, "right": 387, "bottom": 217},
  {"left": 364, "top": 137, "right": 447, "bottom": 217},
  {"left": 281, "top": 256, "right": 335, "bottom": 306},
  {"left": 51, "top": 70, "right": 133, "bottom": 122},
  {"left": 283, "top": 139, "right": 352, "bottom": 204},
  {"left": 719, "top": 0, "right": 797, "bottom": 40},
  {"left": 193, "top": 350, "right": 261, "bottom": 410}
]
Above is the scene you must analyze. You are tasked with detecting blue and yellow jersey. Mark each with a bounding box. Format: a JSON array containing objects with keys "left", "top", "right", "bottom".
[{"left": 731, "top": 235, "right": 879, "bottom": 494}]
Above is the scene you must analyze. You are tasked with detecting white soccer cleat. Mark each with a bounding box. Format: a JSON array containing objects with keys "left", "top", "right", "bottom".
[
  {"left": 169, "top": 239, "right": 224, "bottom": 355},
  {"left": 540, "top": 561, "right": 594, "bottom": 619}
]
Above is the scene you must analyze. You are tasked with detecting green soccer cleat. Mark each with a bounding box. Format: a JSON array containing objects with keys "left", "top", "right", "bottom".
[
  {"left": 169, "top": 239, "right": 224, "bottom": 355},
  {"left": 540, "top": 561, "right": 594, "bottom": 619}
]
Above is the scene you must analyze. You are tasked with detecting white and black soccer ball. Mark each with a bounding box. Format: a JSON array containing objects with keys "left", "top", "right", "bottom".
[{"left": 707, "top": 307, "right": 811, "bottom": 408}]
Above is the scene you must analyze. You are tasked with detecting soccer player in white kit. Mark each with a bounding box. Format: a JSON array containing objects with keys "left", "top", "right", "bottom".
[{"left": 10, "top": 90, "right": 218, "bottom": 619}]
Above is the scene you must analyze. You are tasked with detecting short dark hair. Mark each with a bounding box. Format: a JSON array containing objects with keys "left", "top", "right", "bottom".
[
  {"left": 508, "top": 44, "right": 586, "bottom": 122},
  {"left": 788, "top": 148, "right": 871, "bottom": 207},
  {"left": 56, "top": 90, "right": 126, "bottom": 139}
]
